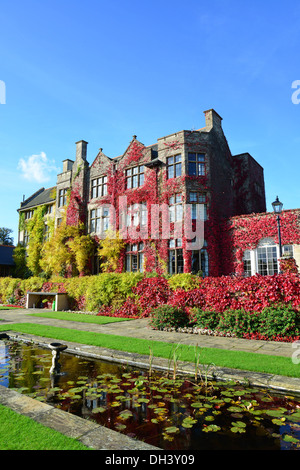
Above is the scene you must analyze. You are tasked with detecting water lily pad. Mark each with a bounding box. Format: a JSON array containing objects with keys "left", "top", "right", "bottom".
[
  {"left": 119, "top": 410, "right": 133, "bottom": 420},
  {"left": 92, "top": 406, "right": 106, "bottom": 414},
  {"left": 115, "top": 423, "right": 126, "bottom": 431},
  {"left": 282, "top": 434, "right": 299, "bottom": 444},
  {"left": 205, "top": 415, "right": 215, "bottom": 422},
  {"left": 165, "top": 426, "right": 179, "bottom": 434},
  {"left": 203, "top": 425, "right": 221, "bottom": 433}
]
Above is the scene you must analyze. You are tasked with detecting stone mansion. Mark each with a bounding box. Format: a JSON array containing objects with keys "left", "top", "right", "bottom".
[{"left": 17, "top": 109, "right": 300, "bottom": 276}]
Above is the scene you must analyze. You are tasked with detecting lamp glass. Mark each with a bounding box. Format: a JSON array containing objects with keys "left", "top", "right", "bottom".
[{"left": 272, "top": 196, "right": 283, "bottom": 214}]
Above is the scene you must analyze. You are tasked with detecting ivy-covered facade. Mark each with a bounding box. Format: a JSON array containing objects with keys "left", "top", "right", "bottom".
[{"left": 17, "top": 108, "right": 300, "bottom": 277}]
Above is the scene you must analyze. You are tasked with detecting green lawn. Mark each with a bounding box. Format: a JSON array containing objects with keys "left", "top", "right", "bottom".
[
  {"left": 0, "top": 404, "right": 91, "bottom": 450},
  {"left": 0, "top": 322, "right": 299, "bottom": 379},
  {"left": 29, "top": 311, "right": 133, "bottom": 324}
]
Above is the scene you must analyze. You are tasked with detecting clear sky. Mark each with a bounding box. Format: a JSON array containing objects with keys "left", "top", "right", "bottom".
[{"left": 1, "top": 0, "right": 300, "bottom": 245}]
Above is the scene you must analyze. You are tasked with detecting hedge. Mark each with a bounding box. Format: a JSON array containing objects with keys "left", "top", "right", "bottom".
[{"left": 1, "top": 272, "right": 300, "bottom": 341}]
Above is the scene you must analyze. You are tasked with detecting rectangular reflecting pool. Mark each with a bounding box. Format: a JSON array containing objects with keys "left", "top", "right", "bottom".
[{"left": 1, "top": 338, "right": 300, "bottom": 450}]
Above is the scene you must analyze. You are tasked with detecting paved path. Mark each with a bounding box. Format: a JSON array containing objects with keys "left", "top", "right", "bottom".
[
  {"left": 2, "top": 307, "right": 300, "bottom": 398},
  {"left": 0, "top": 307, "right": 296, "bottom": 358}
]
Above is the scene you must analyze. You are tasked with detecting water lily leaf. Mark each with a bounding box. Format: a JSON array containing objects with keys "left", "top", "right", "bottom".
[
  {"left": 272, "top": 418, "right": 286, "bottom": 426},
  {"left": 119, "top": 410, "right": 133, "bottom": 420},
  {"left": 265, "top": 410, "right": 285, "bottom": 418},
  {"left": 288, "top": 412, "right": 300, "bottom": 422},
  {"left": 282, "top": 434, "right": 299, "bottom": 443},
  {"left": 165, "top": 426, "right": 179, "bottom": 434},
  {"left": 228, "top": 406, "right": 243, "bottom": 412},
  {"left": 203, "top": 425, "right": 221, "bottom": 433},
  {"left": 231, "top": 421, "right": 246, "bottom": 428},
  {"left": 69, "top": 387, "right": 84, "bottom": 394},
  {"left": 182, "top": 422, "right": 193, "bottom": 428},
  {"left": 230, "top": 426, "right": 246, "bottom": 433},
  {"left": 191, "top": 402, "right": 203, "bottom": 408},
  {"left": 92, "top": 406, "right": 106, "bottom": 414},
  {"left": 115, "top": 423, "right": 126, "bottom": 431},
  {"left": 205, "top": 415, "right": 215, "bottom": 422}
]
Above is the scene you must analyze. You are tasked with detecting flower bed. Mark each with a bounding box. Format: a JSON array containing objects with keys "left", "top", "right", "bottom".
[{"left": 1, "top": 272, "right": 300, "bottom": 341}]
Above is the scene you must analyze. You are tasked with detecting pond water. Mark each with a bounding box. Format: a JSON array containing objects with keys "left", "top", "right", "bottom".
[{"left": 1, "top": 339, "right": 300, "bottom": 450}]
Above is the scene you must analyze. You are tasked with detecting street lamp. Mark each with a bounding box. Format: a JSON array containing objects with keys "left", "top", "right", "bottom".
[{"left": 272, "top": 196, "right": 283, "bottom": 259}]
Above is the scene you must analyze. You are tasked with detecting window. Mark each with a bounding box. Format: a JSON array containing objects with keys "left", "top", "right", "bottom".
[
  {"left": 126, "top": 203, "right": 147, "bottom": 227},
  {"left": 241, "top": 242, "right": 295, "bottom": 277},
  {"left": 23, "top": 229, "right": 29, "bottom": 245},
  {"left": 188, "top": 153, "right": 206, "bottom": 176},
  {"left": 91, "top": 176, "right": 107, "bottom": 199},
  {"left": 282, "top": 245, "right": 294, "bottom": 258},
  {"left": 24, "top": 210, "right": 34, "bottom": 220},
  {"left": 125, "top": 242, "right": 144, "bottom": 272},
  {"left": 243, "top": 250, "right": 252, "bottom": 277},
  {"left": 257, "top": 245, "right": 278, "bottom": 276},
  {"left": 43, "top": 224, "right": 50, "bottom": 242},
  {"left": 58, "top": 188, "right": 68, "bottom": 207},
  {"left": 167, "top": 155, "right": 181, "bottom": 179},
  {"left": 126, "top": 165, "right": 144, "bottom": 189},
  {"left": 189, "top": 192, "right": 207, "bottom": 220},
  {"left": 191, "top": 240, "right": 209, "bottom": 276},
  {"left": 45, "top": 205, "right": 53, "bottom": 215},
  {"left": 168, "top": 239, "right": 184, "bottom": 274},
  {"left": 169, "top": 194, "right": 183, "bottom": 222},
  {"left": 90, "top": 207, "right": 110, "bottom": 234}
]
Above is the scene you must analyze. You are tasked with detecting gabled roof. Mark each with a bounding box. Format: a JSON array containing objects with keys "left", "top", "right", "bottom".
[{"left": 19, "top": 186, "right": 56, "bottom": 211}]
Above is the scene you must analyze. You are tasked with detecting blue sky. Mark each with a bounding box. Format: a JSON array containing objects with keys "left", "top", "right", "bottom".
[{"left": 1, "top": 0, "right": 300, "bottom": 244}]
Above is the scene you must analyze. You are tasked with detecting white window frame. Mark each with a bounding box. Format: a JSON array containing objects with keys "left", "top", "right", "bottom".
[{"left": 242, "top": 239, "right": 294, "bottom": 276}]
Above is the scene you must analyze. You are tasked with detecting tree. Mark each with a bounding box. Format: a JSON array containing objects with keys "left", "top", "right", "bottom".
[
  {"left": 0, "top": 227, "right": 14, "bottom": 245},
  {"left": 26, "top": 206, "right": 47, "bottom": 276},
  {"left": 12, "top": 244, "right": 31, "bottom": 278},
  {"left": 97, "top": 230, "right": 125, "bottom": 272}
]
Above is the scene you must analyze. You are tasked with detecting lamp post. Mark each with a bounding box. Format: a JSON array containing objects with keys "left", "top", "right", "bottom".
[{"left": 272, "top": 196, "right": 283, "bottom": 262}]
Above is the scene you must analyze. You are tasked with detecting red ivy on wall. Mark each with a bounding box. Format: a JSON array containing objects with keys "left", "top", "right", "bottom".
[
  {"left": 220, "top": 210, "right": 300, "bottom": 275},
  {"left": 66, "top": 137, "right": 300, "bottom": 277}
]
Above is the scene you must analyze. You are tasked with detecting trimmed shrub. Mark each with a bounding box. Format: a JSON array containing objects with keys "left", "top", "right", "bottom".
[
  {"left": 257, "top": 305, "right": 300, "bottom": 340},
  {"left": 189, "top": 308, "right": 220, "bottom": 330},
  {"left": 149, "top": 305, "right": 189, "bottom": 330},
  {"left": 216, "top": 309, "right": 260, "bottom": 338}
]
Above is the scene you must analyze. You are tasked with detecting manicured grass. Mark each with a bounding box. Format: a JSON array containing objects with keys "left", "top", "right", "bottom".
[
  {"left": 0, "top": 404, "right": 91, "bottom": 450},
  {"left": 0, "top": 322, "right": 299, "bottom": 379},
  {"left": 29, "top": 311, "right": 133, "bottom": 324}
]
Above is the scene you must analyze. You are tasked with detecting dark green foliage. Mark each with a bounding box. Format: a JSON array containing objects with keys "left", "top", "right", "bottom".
[{"left": 149, "top": 305, "right": 189, "bottom": 330}]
